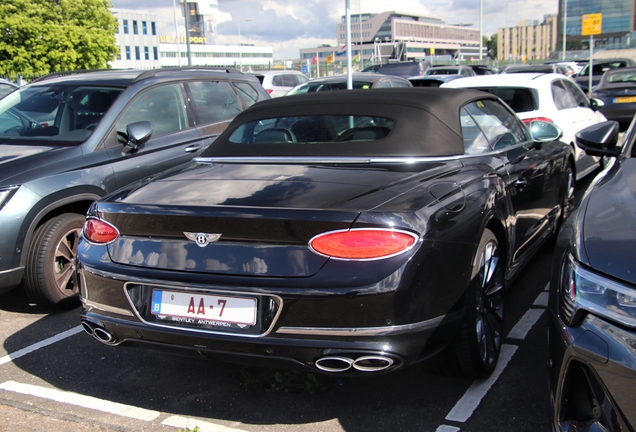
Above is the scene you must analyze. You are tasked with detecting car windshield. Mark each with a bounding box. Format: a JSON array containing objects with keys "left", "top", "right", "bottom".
[
  {"left": 227, "top": 115, "right": 394, "bottom": 144},
  {"left": 286, "top": 80, "right": 376, "bottom": 95},
  {"left": 0, "top": 83, "right": 124, "bottom": 144},
  {"left": 606, "top": 71, "right": 636, "bottom": 83}
]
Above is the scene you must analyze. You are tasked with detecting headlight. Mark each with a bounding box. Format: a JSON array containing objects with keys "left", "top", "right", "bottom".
[
  {"left": 561, "top": 254, "right": 636, "bottom": 328},
  {"left": 0, "top": 186, "right": 19, "bottom": 211}
]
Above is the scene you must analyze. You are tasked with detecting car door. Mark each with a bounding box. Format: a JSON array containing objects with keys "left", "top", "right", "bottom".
[
  {"left": 552, "top": 78, "right": 599, "bottom": 175},
  {"left": 104, "top": 82, "right": 205, "bottom": 189},
  {"left": 463, "top": 99, "right": 559, "bottom": 265}
]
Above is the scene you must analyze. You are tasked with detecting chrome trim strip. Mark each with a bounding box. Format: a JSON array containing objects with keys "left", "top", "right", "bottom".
[
  {"left": 194, "top": 156, "right": 466, "bottom": 164},
  {"left": 123, "top": 282, "right": 284, "bottom": 339},
  {"left": 276, "top": 315, "right": 446, "bottom": 336},
  {"left": 81, "top": 297, "right": 135, "bottom": 317}
]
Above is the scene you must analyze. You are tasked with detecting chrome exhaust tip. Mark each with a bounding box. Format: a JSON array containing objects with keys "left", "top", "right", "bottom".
[
  {"left": 352, "top": 355, "right": 394, "bottom": 372},
  {"left": 314, "top": 356, "right": 353, "bottom": 373},
  {"left": 80, "top": 319, "right": 116, "bottom": 344}
]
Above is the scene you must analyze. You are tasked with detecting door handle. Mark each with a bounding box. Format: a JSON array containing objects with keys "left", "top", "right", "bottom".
[
  {"left": 185, "top": 145, "right": 202, "bottom": 153},
  {"left": 515, "top": 178, "right": 528, "bottom": 188}
]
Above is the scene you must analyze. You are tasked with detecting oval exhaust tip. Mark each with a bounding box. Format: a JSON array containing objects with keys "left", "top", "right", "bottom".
[
  {"left": 93, "top": 327, "right": 115, "bottom": 344},
  {"left": 80, "top": 320, "right": 95, "bottom": 335},
  {"left": 352, "top": 356, "right": 394, "bottom": 372},
  {"left": 314, "top": 356, "right": 353, "bottom": 373}
]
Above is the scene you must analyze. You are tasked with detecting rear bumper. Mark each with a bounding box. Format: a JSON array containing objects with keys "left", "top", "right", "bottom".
[
  {"left": 598, "top": 106, "right": 636, "bottom": 126},
  {"left": 548, "top": 311, "right": 636, "bottom": 431}
]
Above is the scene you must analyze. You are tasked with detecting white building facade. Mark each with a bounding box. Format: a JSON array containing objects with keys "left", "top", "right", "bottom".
[{"left": 111, "top": 9, "right": 162, "bottom": 69}]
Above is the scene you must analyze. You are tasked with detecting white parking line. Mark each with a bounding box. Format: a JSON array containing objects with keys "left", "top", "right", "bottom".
[
  {"left": 162, "top": 415, "right": 249, "bottom": 432},
  {"left": 507, "top": 309, "right": 545, "bottom": 340},
  {"left": 0, "top": 380, "right": 160, "bottom": 421},
  {"left": 435, "top": 425, "right": 461, "bottom": 432},
  {"left": 444, "top": 344, "right": 518, "bottom": 423},
  {"left": 533, "top": 292, "right": 549, "bottom": 307},
  {"left": 0, "top": 325, "right": 83, "bottom": 366}
]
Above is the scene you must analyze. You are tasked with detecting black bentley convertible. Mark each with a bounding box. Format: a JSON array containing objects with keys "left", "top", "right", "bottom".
[{"left": 78, "top": 88, "right": 573, "bottom": 378}]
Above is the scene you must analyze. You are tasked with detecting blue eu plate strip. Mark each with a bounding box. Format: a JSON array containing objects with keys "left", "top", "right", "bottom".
[{"left": 151, "top": 290, "right": 163, "bottom": 315}]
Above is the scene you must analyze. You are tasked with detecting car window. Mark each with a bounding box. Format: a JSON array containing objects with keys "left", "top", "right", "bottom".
[
  {"left": 551, "top": 80, "right": 577, "bottom": 110},
  {"left": 376, "top": 80, "right": 392, "bottom": 88},
  {"left": 391, "top": 80, "right": 411, "bottom": 88},
  {"left": 562, "top": 79, "right": 589, "bottom": 108},
  {"left": 187, "top": 81, "right": 242, "bottom": 125},
  {"left": 117, "top": 84, "right": 187, "bottom": 136},
  {"left": 233, "top": 82, "right": 260, "bottom": 109},
  {"left": 0, "top": 83, "right": 16, "bottom": 99},
  {"left": 229, "top": 115, "right": 394, "bottom": 144},
  {"left": 467, "top": 87, "right": 537, "bottom": 113},
  {"left": 460, "top": 107, "right": 491, "bottom": 154},
  {"left": 297, "top": 74, "right": 309, "bottom": 84},
  {"left": 464, "top": 99, "right": 528, "bottom": 151}
]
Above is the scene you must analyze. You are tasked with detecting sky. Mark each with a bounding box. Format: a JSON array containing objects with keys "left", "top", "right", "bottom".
[{"left": 109, "top": 0, "right": 559, "bottom": 59}]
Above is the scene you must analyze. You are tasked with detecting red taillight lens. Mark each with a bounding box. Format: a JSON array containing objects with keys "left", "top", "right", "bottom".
[
  {"left": 522, "top": 117, "right": 553, "bottom": 124},
  {"left": 309, "top": 229, "right": 418, "bottom": 260},
  {"left": 83, "top": 218, "right": 119, "bottom": 244},
  {"left": 266, "top": 89, "right": 274, "bottom": 94}
]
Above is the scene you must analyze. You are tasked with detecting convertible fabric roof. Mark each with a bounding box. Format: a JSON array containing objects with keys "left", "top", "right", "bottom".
[{"left": 203, "top": 88, "right": 501, "bottom": 157}]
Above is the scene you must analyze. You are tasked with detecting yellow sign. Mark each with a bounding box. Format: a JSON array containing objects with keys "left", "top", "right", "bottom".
[
  {"left": 582, "top": 14, "right": 602, "bottom": 36},
  {"left": 326, "top": 53, "right": 335, "bottom": 64}
]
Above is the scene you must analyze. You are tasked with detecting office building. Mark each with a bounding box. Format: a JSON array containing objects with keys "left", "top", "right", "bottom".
[
  {"left": 497, "top": 15, "right": 558, "bottom": 61},
  {"left": 299, "top": 11, "right": 485, "bottom": 66}
]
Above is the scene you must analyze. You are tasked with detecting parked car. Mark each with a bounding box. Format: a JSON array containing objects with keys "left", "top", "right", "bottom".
[
  {"left": 286, "top": 73, "right": 412, "bottom": 94},
  {"left": 0, "top": 67, "right": 270, "bottom": 306},
  {"left": 78, "top": 88, "right": 573, "bottom": 379},
  {"left": 499, "top": 63, "right": 570, "bottom": 75},
  {"left": 549, "top": 119, "right": 636, "bottom": 432},
  {"left": 590, "top": 66, "right": 636, "bottom": 130},
  {"left": 574, "top": 58, "right": 636, "bottom": 93},
  {"left": 423, "top": 65, "right": 476, "bottom": 77},
  {"left": 363, "top": 60, "right": 431, "bottom": 78},
  {"left": 443, "top": 73, "right": 607, "bottom": 180},
  {"left": 469, "top": 64, "right": 498, "bottom": 75},
  {"left": 249, "top": 70, "right": 309, "bottom": 98},
  {"left": 408, "top": 74, "right": 464, "bottom": 87},
  {"left": 0, "top": 78, "right": 18, "bottom": 99}
]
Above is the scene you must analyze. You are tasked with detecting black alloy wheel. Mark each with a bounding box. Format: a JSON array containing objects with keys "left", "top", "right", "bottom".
[
  {"left": 24, "top": 213, "right": 85, "bottom": 307},
  {"left": 457, "top": 228, "right": 505, "bottom": 378}
]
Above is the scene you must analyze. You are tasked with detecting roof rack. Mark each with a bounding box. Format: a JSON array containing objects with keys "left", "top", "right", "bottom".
[
  {"left": 133, "top": 67, "right": 243, "bottom": 82},
  {"left": 30, "top": 69, "right": 115, "bottom": 84}
]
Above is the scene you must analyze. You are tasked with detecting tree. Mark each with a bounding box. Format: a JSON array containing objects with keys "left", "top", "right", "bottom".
[
  {"left": 0, "top": 0, "right": 118, "bottom": 76},
  {"left": 487, "top": 34, "right": 498, "bottom": 59}
]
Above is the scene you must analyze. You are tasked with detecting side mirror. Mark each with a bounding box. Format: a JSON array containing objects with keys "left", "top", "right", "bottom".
[
  {"left": 575, "top": 120, "right": 621, "bottom": 158},
  {"left": 589, "top": 98, "right": 604, "bottom": 111},
  {"left": 122, "top": 121, "right": 153, "bottom": 153},
  {"left": 528, "top": 120, "right": 563, "bottom": 143}
]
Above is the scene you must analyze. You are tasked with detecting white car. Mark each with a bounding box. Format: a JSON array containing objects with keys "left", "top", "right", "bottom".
[
  {"left": 249, "top": 70, "right": 309, "bottom": 98},
  {"left": 443, "top": 73, "right": 606, "bottom": 180}
]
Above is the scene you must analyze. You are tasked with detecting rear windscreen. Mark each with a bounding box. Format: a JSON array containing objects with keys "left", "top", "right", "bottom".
[
  {"left": 228, "top": 115, "right": 394, "bottom": 144},
  {"left": 468, "top": 87, "right": 537, "bottom": 113}
]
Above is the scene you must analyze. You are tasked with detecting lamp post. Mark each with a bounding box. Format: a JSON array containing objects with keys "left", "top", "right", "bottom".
[
  {"left": 562, "top": 0, "right": 567, "bottom": 60},
  {"left": 238, "top": 18, "right": 253, "bottom": 72}
]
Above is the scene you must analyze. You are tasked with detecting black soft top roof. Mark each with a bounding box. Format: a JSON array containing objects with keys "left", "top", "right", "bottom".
[{"left": 203, "top": 88, "right": 499, "bottom": 158}]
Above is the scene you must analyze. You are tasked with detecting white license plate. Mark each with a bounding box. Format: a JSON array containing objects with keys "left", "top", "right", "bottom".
[{"left": 151, "top": 290, "right": 257, "bottom": 326}]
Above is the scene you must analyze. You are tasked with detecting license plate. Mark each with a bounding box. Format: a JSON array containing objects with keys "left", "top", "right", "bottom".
[
  {"left": 614, "top": 96, "right": 636, "bottom": 103},
  {"left": 151, "top": 290, "right": 257, "bottom": 326}
]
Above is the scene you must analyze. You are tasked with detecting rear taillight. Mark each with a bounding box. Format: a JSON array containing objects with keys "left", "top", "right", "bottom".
[
  {"left": 522, "top": 117, "right": 553, "bottom": 124},
  {"left": 309, "top": 229, "right": 418, "bottom": 260},
  {"left": 266, "top": 89, "right": 274, "bottom": 94},
  {"left": 83, "top": 218, "right": 119, "bottom": 244}
]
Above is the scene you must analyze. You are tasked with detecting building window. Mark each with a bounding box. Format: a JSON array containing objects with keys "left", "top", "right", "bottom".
[
  {"left": 135, "top": 46, "right": 140, "bottom": 60},
  {"left": 133, "top": 20, "right": 138, "bottom": 35},
  {"left": 142, "top": 21, "right": 147, "bottom": 35},
  {"left": 144, "top": 46, "right": 149, "bottom": 60},
  {"left": 153, "top": 46, "right": 158, "bottom": 60},
  {"left": 123, "top": 19, "right": 129, "bottom": 34},
  {"left": 151, "top": 22, "right": 156, "bottom": 36},
  {"left": 125, "top": 46, "right": 131, "bottom": 60}
]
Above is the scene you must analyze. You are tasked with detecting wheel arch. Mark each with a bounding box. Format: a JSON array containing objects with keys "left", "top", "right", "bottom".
[{"left": 18, "top": 191, "right": 103, "bottom": 268}]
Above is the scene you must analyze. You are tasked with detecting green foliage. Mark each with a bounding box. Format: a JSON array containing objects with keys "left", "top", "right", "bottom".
[
  {"left": 487, "top": 34, "right": 498, "bottom": 59},
  {"left": 0, "top": 0, "right": 118, "bottom": 75}
]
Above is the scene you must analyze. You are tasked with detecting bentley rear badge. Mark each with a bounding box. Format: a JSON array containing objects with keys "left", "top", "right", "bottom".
[{"left": 184, "top": 232, "right": 221, "bottom": 247}]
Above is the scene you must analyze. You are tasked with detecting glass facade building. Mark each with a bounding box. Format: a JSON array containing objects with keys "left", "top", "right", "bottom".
[{"left": 559, "top": 0, "right": 636, "bottom": 49}]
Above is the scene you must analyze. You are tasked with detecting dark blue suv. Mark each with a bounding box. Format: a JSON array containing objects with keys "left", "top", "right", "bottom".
[{"left": 0, "top": 68, "right": 269, "bottom": 306}]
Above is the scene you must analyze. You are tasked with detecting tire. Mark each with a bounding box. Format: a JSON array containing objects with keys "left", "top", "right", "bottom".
[
  {"left": 454, "top": 228, "right": 505, "bottom": 378},
  {"left": 24, "top": 213, "right": 85, "bottom": 307}
]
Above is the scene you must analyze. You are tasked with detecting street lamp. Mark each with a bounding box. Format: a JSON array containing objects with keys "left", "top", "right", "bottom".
[{"left": 238, "top": 18, "right": 253, "bottom": 72}]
